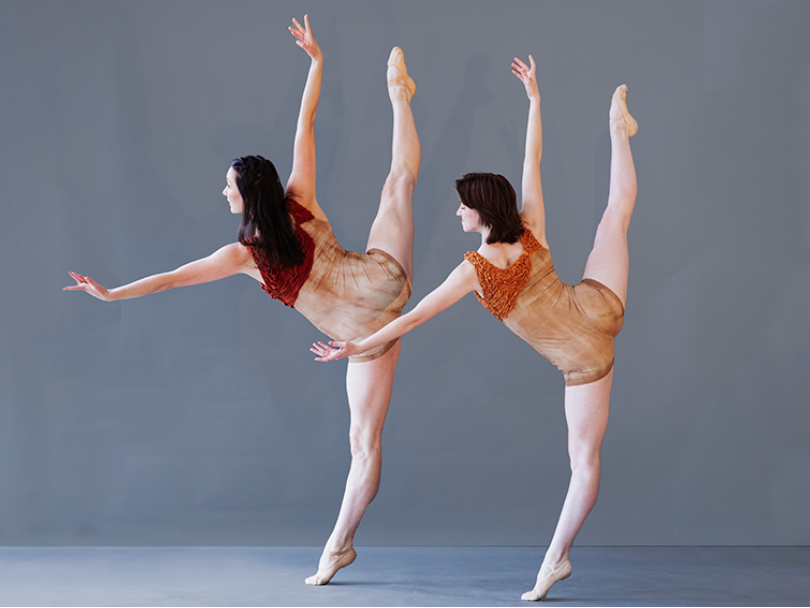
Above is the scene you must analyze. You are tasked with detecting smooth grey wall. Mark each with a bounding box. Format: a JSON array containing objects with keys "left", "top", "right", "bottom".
[{"left": 1, "top": 0, "right": 808, "bottom": 545}]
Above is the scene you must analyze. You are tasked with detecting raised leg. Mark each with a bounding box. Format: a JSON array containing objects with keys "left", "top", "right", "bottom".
[
  {"left": 305, "top": 340, "right": 401, "bottom": 585},
  {"left": 582, "top": 85, "right": 638, "bottom": 307},
  {"left": 522, "top": 370, "right": 613, "bottom": 601},
  {"left": 365, "top": 47, "right": 421, "bottom": 283}
]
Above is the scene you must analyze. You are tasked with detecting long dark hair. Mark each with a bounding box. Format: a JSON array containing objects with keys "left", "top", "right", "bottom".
[
  {"left": 455, "top": 172, "right": 523, "bottom": 244},
  {"left": 233, "top": 155, "right": 304, "bottom": 267}
]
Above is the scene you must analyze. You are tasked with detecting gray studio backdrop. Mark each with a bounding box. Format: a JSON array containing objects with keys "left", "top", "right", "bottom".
[{"left": 1, "top": 0, "right": 808, "bottom": 546}]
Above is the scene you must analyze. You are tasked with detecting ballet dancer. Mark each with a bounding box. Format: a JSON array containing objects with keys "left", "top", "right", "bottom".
[
  {"left": 312, "top": 53, "right": 638, "bottom": 600},
  {"left": 65, "top": 15, "right": 420, "bottom": 586}
]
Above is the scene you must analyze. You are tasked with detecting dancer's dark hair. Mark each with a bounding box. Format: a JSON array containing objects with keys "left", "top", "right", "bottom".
[
  {"left": 233, "top": 155, "right": 304, "bottom": 267},
  {"left": 455, "top": 173, "right": 523, "bottom": 244}
]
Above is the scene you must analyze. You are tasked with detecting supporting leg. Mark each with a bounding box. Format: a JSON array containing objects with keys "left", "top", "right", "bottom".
[
  {"left": 305, "top": 51, "right": 419, "bottom": 585},
  {"left": 522, "top": 370, "right": 613, "bottom": 601},
  {"left": 305, "top": 341, "right": 401, "bottom": 585}
]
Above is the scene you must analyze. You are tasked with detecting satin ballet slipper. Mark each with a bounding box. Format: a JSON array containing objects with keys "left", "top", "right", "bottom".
[
  {"left": 609, "top": 84, "right": 638, "bottom": 137},
  {"left": 304, "top": 546, "right": 357, "bottom": 586},
  {"left": 521, "top": 559, "right": 572, "bottom": 601},
  {"left": 387, "top": 46, "right": 416, "bottom": 100}
]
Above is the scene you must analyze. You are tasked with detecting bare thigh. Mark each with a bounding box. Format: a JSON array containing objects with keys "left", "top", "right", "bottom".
[
  {"left": 582, "top": 208, "right": 629, "bottom": 307},
  {"left": 365, "top": 175, "right": 415, "bottom": 284},
  {"left": 564, "top": 368, "right": 612, "bottom": 465},
  {"left": 345, "top": 338, "right": 401, "bottom": 447}
]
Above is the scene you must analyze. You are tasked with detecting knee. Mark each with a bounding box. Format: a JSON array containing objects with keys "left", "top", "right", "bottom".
[
  {"left": 348, "top": 429, "right": 382, "bottom": 461},
  {"left": 606, "top": 184, "right": 636, "bottom": 216},
  {"left": 569, "top": 450, "right": 601, "bottom": 481},
  {"left": 599, "top": 203, "right": 631, "bottom": 235},
  {"left": 350, "top": 444, "right": 382, "bottom": 462},
  {"left": 382, "top": 170, "right": 416, "bottom": 199}
]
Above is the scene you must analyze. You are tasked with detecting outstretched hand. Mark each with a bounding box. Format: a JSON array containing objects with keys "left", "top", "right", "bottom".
[
  {"left": 311, "top": 340, "right": 357, "bottom": 362},
  {"left": 512, "top": 55, "right": 539, "bottom": 101},
  {"left": 63, "top": 271, "right": 113, "bottom": 301},
  {"left": 289, "top": 15, "right": 322, "bottom": 62}
]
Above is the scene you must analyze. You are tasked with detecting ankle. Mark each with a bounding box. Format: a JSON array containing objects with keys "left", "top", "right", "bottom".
[
  {"left": 542, "top": 549, "right": 569, "bottom": 568},
  {"left": 325, "top": 536, "right": 354, "bottom": 554},
  {"left": 388, "top": 85, "right": 412, "bottom": 103},
  {"left": 609, "top": 121, "right": 630, "bottom": 138}
]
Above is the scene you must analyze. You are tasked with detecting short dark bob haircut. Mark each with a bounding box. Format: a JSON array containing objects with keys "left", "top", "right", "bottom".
[{"left": 455, "top": 172, "right": 523, "bottom": 244}]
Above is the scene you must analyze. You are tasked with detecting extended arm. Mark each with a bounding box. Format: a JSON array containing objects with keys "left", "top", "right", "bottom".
[
  {"left": 285, "top": 15, "right": 327, "bottom": 221},
  {"left": 63, "top": 243, "right": 252, "bottom": 302},
  {"left": 312, "top": 261, "right": 480, "bottom": 361},
  {"left": 512, "top": 55, "right": 548, "bottom": 248}
]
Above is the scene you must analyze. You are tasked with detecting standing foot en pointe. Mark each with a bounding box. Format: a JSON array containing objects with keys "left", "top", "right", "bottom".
[
  {"left": 609, "top": 84, "right": 638, "bottom": 136},
  {"left": 521, "top": 559, "right": 572, "bottom": 601},
  {"left": 304, "top": 546, "right": 357, "bottom": 586}
]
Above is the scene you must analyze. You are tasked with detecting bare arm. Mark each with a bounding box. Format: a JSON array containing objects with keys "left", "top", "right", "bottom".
[
  {"left": 285, "top": 15, "right": 327, "bottom": 221},
  {"left": 63, "top": 243, "right": 252, "bottom": 302},
  {"left": 312, "top": 261, "right": 480, "bottom": 361},
  {"left": 512, "top": 55, "right": 548, "bottom": 248}
]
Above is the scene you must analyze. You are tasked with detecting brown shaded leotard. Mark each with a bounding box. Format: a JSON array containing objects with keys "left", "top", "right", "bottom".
[
  {"left": 464, "top": 228, "right": 624, "bottom": 386},
  {"left": 248, "top": 199, "right": 411, "bottom": 363}
]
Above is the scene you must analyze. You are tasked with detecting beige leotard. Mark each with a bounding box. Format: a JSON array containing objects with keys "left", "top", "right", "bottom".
[
  {"left": 248, "top": 199, "right": 411, "bottom": 363},
  {"left": 465, "top": 228, "right": 624, "bottom": 386},
  {"left": 295, "top": 216, "right": 411, "bottom": 362}
]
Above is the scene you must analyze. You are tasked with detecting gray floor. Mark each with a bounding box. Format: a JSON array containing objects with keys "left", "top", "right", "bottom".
[{"left": 0, "top": 546, "right": 807, "bottom": 606}]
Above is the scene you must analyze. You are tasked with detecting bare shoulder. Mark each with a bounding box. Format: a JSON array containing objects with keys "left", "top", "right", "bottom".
[
  {"left": 457, "top": 257, "right": 478, "bottom": 276},
  {"left": 215, "top": 242, "right": 255, "bottom": 269},
  {"left": 451, "top": 258, "right": 481, "bottom": 291}
]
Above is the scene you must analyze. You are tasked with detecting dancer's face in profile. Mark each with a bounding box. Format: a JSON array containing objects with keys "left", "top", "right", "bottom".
[
  {"left": 223, "top": 167, "right": 244, "bottom": 214},
  {"left": 456, "top": 201, "right": 482, "bottom": 233}
]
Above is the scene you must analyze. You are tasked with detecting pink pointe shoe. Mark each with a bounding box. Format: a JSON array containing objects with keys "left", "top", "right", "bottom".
[
  {"left": 387, "top": 46, "right": 416, "bottom": 100},
  {"left": 521, "top": 559, "right": 572, "bottom": 601},
  {"left": 304, "top": 546, "right": 357, "bottom": 586},
  {"left": 610, "top": 84, "right": 638, "bottom": 137}
]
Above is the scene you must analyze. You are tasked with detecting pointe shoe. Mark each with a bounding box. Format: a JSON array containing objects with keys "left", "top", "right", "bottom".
[
  {"left": 304, "top": 546, "right": 357, "bottom": 586},
  {"left": 610, "top": 84, "right": 638, "bottom": 137},
  {"left": 521, "top": 559, "right": 572, "bottom": 601},
  {"left": 387, "top": 46, "right": 416, "bottom": 100}
]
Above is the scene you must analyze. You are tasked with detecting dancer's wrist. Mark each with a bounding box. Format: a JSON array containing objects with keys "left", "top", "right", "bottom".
[{"left": 351, "top": 339, "right": 366, "bottom": 355}]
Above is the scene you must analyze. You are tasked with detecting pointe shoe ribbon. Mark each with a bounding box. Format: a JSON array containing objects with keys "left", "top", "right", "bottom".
[
  {"left": 521, "top": 559, "right": 572, "bottom": 601},
  {"left": 304, "top": 547, "right": 357, "bottom": 586},
  {"left": 387, "top": 46, "right": 416, "bottom": 99},
  {"left": 610, "top": 84, "right": 638, "bottom": 137}
]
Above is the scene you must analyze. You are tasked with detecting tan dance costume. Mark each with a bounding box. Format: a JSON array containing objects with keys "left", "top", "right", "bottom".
[
  {"left": 465, "top": 228, "right": 624, "bottom": 386},
  {"left": 247, "top": 199, "right": 412, "bottom": 362}
]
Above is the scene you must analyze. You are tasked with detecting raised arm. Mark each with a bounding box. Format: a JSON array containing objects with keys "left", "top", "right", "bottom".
[
  {"left": 285, "top": 15, "right": 327, "bottom": 221},
  {"left": 63, "top": 243, "right": 252, "bottom": 302},
  {"left": 512, "top": 55, "right": 548, "bottom": 249},
  {"left": 312, "top": 261, "right": 480, "bottom": 362}
]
